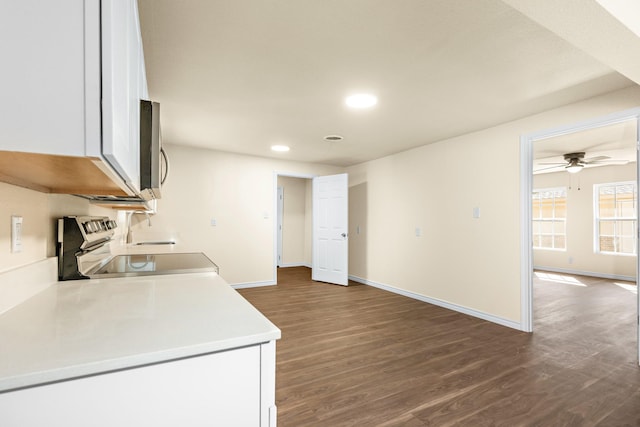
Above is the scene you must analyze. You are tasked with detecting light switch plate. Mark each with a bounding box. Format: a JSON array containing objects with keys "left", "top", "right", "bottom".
[{"left": 11, "top": 215, "right": 23, "bottom": 253}]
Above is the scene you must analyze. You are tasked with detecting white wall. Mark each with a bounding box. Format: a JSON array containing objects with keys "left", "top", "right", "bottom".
[
  {"left": 0, "top": 183, "right": 113, "bottom": 273},
  {"left": 0, "top": 183, "right": 49, "bottom": 272},
  {"left": 277, "top": 176, "right": 311, "bottom": 267},
  {"left": 143, "top": 145, "right": 342, "bottom": 285},
  {"left": 347, "top": 85, "right": 640, "bottom": 325},
  {"left": 533, "top": 163, "right": 637, "bottom": 278}
]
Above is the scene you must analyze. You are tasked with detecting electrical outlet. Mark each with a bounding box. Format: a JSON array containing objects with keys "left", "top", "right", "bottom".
[
  {"left": 210, "top": 218, "right": 217, "bottom": 226},
  {"left": 11, "top": 215, "right": 23, "bottom": 253}
]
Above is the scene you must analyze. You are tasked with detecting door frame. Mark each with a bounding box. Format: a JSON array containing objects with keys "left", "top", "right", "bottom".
[
  {"left": 519, "top": 107, "right": 640, "bottom": 363},
  {"left": 272, "top": 172, "right": 315, "bottom": 282},
  {"left": 276, "top": 186, "right": 284, "bottom": 267}
]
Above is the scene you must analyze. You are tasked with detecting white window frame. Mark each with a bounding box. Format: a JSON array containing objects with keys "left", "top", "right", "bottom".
[
  {"left": 594, "top": 181, "right": 637, "bottom": 256},
  {"left": 532, "top": 187, "right": 567, "bottom": 251}
]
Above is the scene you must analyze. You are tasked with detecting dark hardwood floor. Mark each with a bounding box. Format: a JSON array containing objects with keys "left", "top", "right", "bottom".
[{"left": 238, "top": 268, "right": 640, "bottom": 426}]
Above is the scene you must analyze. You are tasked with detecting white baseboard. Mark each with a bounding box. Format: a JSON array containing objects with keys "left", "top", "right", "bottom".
[
  {"left": 277, "top": 263, "right": 311, "bottom": 268},
  {"left": 231, "top": 280, "right": 277, "bottom": 289},
  {"left": 348, "top": 274, "right": 523, "bottom": 331},
  {"left": 533, "top": 266, "right": 636, "bottom": 282}
]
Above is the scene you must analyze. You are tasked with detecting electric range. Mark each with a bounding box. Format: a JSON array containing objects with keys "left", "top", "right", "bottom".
[{"left": 57, "top": 216, "right": 218, "bottom": 281}]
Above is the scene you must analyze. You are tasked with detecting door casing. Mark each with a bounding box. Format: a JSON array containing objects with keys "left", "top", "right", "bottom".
[{"left": 272, "top": 172, "right": 314, "bottom": 281}]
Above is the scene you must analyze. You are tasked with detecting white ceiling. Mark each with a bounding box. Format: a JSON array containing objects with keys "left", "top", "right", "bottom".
[{"left": 138, "top": 0, "right": 636, "bottom": 167}]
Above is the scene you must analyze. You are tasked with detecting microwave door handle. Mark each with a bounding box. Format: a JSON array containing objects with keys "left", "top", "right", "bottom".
[{"left": 161, "top": 147, "right": 169, "bottom": 185}]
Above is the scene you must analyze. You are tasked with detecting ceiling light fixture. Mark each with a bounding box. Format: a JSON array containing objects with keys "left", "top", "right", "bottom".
[
  {"left": 271, "top": 145, "right": 290, "bottom": 152},
  {"left": 345, "top": 93, "right": 377, "bottom": 109}
]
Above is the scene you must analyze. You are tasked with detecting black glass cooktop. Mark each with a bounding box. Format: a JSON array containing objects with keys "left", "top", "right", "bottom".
[{"left": 89, "top": 252, "right": 218, "bottom": 278}]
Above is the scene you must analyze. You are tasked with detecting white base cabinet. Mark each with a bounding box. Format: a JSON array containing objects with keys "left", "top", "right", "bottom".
[{"left": 0, "top": 341, "right": 277, "bottom": 427}]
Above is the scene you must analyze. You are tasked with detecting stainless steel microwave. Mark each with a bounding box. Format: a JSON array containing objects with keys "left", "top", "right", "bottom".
[{"left": 139, "top": 100, "right": 166, "bottom": 200}]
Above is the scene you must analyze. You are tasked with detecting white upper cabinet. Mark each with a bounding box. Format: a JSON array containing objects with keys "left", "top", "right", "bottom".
[
  {"left": 101, "top": 0, "right": 143, "bottom": 194},
  {"left": 0, "top": 1, "right": 91, "bottom": 157},
  {"left": 0, "top": 0, "right": 147, "bottom": 195}
]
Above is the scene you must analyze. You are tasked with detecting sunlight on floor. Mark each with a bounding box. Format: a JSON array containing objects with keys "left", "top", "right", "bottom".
[
  {"left": 534, "top": 272, "right": 587, "bottom": 286},
  {"left": 614, "top": 282, "right": 638, "bottom": 295}
]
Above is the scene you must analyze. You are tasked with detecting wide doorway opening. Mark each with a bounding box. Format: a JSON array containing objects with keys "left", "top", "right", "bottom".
[{"left": 521, "top": 107, "right": 640, "bottom": 365}]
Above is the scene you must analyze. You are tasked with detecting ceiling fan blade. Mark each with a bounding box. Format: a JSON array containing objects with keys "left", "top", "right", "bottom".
[
  {"left": 583, "top": 155, "right": 610, "bottom": 162},
  {"left": 534, "top": 165, "right": 565, "bottom": 173},
  {"left": 537, "top": 162, "right": 568, "bottom": 165},
  {"left": 586, "top": 159, "right": 630, "bottom": 165}
]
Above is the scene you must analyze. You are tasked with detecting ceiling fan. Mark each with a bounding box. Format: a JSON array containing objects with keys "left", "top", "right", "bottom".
[{"left": 535, "top": 152, "right": 629, "bottom": 174}]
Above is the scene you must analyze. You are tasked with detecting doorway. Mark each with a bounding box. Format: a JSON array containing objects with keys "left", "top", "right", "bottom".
[
  {"left": 520, "top": 107, "right": 640, "bottom": 365},
  {"left": 273, "top": 172, "right": 350, "bottom": 286},
  {"left": 273, "top": 172, "right": 314, "bottom": 283}
]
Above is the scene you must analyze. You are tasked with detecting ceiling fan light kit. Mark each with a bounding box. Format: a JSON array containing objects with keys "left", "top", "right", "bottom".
[
  {"left": 566, "top": 163, "right": 583, "bottom": 174},
  {"left": 565, "top": 154, "right": 584, "bottom": 173}
]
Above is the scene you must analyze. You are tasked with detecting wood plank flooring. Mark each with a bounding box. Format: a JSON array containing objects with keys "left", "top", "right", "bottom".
[{"left": 238, "top": 268, "right": 640, "bottom": 426}]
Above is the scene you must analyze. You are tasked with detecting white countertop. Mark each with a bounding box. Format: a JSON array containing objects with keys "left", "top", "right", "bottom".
[{"left": 0, "top": 272, "right": 280, "bottom": 393}]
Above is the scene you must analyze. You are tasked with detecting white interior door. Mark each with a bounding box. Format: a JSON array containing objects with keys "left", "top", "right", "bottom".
[{"left": 312, "top": 173, "right": 349, "bottom": 286}]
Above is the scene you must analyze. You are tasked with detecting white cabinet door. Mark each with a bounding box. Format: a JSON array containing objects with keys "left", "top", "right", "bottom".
[
  {"left": 0, "top": 1, "right": 89, "bottom": 156},
  {"left": 0, "top": 346, "right": 263, "bottom": 427},
  {"left": 101, "top": 0, "right": 142, "bottom": 193}
]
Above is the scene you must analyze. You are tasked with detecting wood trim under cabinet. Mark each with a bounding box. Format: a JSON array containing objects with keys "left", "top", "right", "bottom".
[{"left": 0, "top": 151, "right": 130, "bottom": 196}]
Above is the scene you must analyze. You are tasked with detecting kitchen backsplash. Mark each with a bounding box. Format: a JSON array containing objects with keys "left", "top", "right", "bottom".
[{"left": 0, "top": 182, "right": 114, "bottom": 273}]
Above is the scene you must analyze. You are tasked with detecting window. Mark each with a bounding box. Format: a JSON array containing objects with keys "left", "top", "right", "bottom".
[
  {"left": 595, "top": 181, "right": 637, "bottom": 255},
  {"left": 532, "top": 187, "right": 567, "bottom": 250}
]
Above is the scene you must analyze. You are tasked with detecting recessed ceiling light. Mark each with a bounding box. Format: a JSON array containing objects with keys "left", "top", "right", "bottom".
[
  {"left": 324, "top": 135, "right": 344, "bottom": 141},
  {"left": 345, "top": 93, "right": 377, "bottom": 109},
  {"left": 271, "top": 145, "right": 290, "bottom": 152}
]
